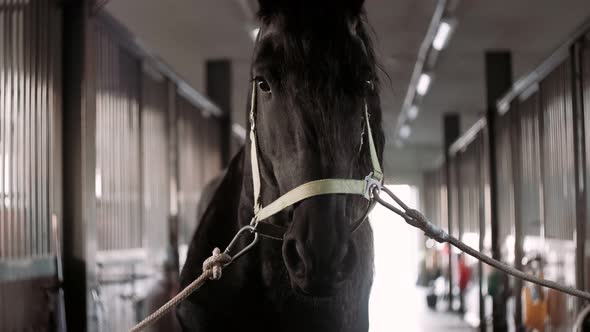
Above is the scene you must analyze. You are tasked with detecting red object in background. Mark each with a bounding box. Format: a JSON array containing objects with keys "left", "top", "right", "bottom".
[{"left": 458, "top": 255, "right": 471, "bottom": 290}]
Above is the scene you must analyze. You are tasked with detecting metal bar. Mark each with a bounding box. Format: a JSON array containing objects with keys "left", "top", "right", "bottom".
[
  {"left": 571, "top": 41, "right": 586, "bottom": 310},
  {"left": 40, "top": 0, "right": 48, "bottom": 256},
  {"left": 22, "top": 0, "right": 29, "bottom": 259},
  {"left": 136, "top": 59, "right": 144, "bottom": 249},
  {"left": 95, "top": 27, "right": 102, "bottom": 250},
  {"left": 167, "top": 78, "right": 180, "bottom": 274},
  {"left": 42, "top": 0, "right": 49, "bottom": 255},
  {"left": 478, "top": 131, "right": 487, "bottom": 331},
  {"left": 509, "top": 105, "right": 524, "bottom": 328},
  {"left": 16, "top": 1, "right": 23, "bottom": 258},
  {"left": 0, "top": 0, "right": 6, "bottom": 260},
  {"left": 116, "top": 49, "right": 122, "bottom": 251},
  {"left": 484, "top": 51, "right": 513, "bottom": 330},
  {"left": 443, "top": 113, "right": 460, "bottom": 311},
  {"left": 62, "top": 0, "right": 98, "bottom": 329},
  {"left": 449, "top": 118, "right": 487, "bottom": 156},
  {"left": 94, "top": 12, "right": 221, "bottom": 117},
  {"left": 583, "top": 28, "right": 590, "bottom": 292},
  {"left": 497, "top": 18, "right": 590, "bottom": 113},
  {"left": 0, "top": 255, "right": 56, "bottom": 281},
  {"left": 6, "top": 0, "right": 14, "bottom": 259},
  {"left": 32, "top": 0, "right": 39, "bottom": 256}
]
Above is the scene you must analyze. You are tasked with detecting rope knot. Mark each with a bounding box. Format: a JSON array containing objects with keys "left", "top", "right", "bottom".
[
  {"left": 406, "top": 209, "right": 449, "bottom": 243},
  {"left": 202, "top": 248, "right": 232, "bottom": 280}
]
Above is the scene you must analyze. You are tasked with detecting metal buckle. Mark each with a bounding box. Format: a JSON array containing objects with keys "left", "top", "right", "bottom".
[
  {"left": 364, "top": 172, "right": 383, "bottom": 200},
  {"left": 223, "top": 225, "right": 259, "bottom": 265}
]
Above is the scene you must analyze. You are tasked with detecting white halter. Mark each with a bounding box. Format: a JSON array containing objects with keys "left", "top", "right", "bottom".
[{"left": 248, "top": 80, "right": 384, "bottom": 232}]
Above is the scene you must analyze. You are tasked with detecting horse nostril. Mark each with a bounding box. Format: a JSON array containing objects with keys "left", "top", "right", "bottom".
[{"left": 283, "top": 238, "right": 306, "bottom": 279}]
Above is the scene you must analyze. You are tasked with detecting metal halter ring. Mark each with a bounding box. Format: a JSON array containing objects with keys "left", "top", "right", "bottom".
[{"left": 369, "top": 184, "right": 381, "bottom": 200}]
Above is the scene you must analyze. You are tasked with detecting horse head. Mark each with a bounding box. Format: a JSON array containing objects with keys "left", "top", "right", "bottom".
[{"left": 247, "top": 0, "right": 384, "bottom": 298}]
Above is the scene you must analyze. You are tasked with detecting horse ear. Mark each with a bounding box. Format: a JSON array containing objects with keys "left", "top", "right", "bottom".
[
  {"left": 347, "top": 0, "right": 365, "bottom": 16},
  {"left": 257, "top": 0, "right": 280, "bottom": 18}
]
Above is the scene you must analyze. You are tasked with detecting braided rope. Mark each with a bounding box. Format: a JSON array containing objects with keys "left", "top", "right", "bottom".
[
  {"left": 375, "top": 188, "right": 590, "bottom": 302},
  {"left": 129, "top": 248, "right": 232, "bottom": 332}
]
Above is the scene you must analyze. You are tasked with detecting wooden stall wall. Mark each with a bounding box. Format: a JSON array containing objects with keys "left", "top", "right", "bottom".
[
  {"left": 0, "top": 0, "right": 63, "bottom": 330},
  {"left": 177, "top": 93, "right": 223, "bottom": 264},
  {"left": 452, "top": 132, "right": 487, "bottom": 327},
  {"left": 539, "top": 60, "right": 577, "bottom": 329},
  {"left": 94, "top": 25, "right": 142, "bottom": 254},
  {"left": 91, "top": 17, "right": 185, "bottom": 332},
  {"left": 141, "top": 67, "right": 170, "bottom": 264},
  {"left": 495, "top": 113, "right": 516, "bottom": 260}
]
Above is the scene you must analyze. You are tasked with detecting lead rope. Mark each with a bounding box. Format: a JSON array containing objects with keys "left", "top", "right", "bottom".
[
  {"left": 129, "top": 186, "right": 590, "bottom": 332},
  {"left": 128, "top": 249, "right": 231, "bottom": 332},
  {"left": 373, "top": 185, "right": 590, "bottom": 302}
]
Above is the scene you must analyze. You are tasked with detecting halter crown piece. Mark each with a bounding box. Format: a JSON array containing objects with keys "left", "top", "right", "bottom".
[{"left": 248, "top": 80, "right": 384, "bottom": 238}]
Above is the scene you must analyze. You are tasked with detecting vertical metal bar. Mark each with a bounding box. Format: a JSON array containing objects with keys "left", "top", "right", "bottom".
[
  {"left": 121, "top": 52, "right": 127, "bottom": 250},
  {"left": 28, "top": 0, "right": 35, "bottom": 257},
  {"left": 443, "top": 113, "right": 460, "bottom": 311},
  {"left": 115, "top": 38, "right": 121, "bottom": 250},
  {"left": 167, "top": 78, "right": 180, "bottom": 275},
  {"left": 137, "top": 61, "right": 143, "bottom": 249},
  {"left": 33, "top": 0, "right": 41, "bottom": 256},
  {"left": 485, "top": 51, "right": 513, "bottom": 331},
  {"left": 583, "top": 31, "right": 590, "bottom": 292},
  {"left": 104, "top": 28, "right": 111, "bottom": 251},
  {"left": 101, "top": 28, "right": 107, "bottom": 251},
  {"left": 0, "top": 0, "right": 6, "bottom": 259},
  {"left": 16, "top": 0, "right": 23, "bottom": 258},
  {"left": 478, "top": 130, "right": 487, "bottom": 331},
  {"left": 22, "top": 0, "right": 29, "bottom": 258},
  {"left": 33, "top": 0, "right": 40, "bottom": 256},
  {"left": 571, "top": 40, "right": 587, "bottom": 310},
  {"left": 119, "top": 44, "right": 124, "bottom": 251},
  {"left": 46, "top": 0, "right": 52, "bottom": 254},
  {"left": 510, "top": 104, "right": 524, "bottom": 329},
  {"left": 40, "top": 0, "right": 48, "bottom": 255},
  {"left": 62, "top": 0, "right": 98, "bottom": 329},
  {"left": 104, "top": 28, "right": 109, "bottom": 251},
  {"left": 6, "top": 0, "right": 14, "bottom": 259}
]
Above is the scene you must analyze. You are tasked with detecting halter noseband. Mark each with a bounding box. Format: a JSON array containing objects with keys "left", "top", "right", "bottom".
[{"left": 248, "top": 80, "right": 384, "bottom": 239}]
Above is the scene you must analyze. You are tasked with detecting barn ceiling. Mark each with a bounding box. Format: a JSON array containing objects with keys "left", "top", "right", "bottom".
[{"left": 106, "top": 0, "right": 590, "bottom": 184}]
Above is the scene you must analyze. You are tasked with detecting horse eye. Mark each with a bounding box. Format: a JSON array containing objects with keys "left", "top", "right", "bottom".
[
  {"left": 256, "top": 78, "right": 272, "bottom": 94},
  {"left": 365, "top": 80, "right": 374, "bottom": 92}
]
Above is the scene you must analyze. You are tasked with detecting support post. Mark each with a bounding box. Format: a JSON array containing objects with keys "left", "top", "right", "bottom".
[
  {"left": 444, "top": 113, "right": 460, "bottom": 312},
  {"left": 206, "top": 59, "right": 232, "bottom": 167},
  {"left": 167, "top": 79, "right": 180, "bottom": 276},
  {"left": 484, "top": 51, "right": 513, "bottom": 332},
  {"left": 571, "top": 40, "right": 587, "bottom": 311},
  {"left": 62, "top": 1, "right": 97, "bottom": 330}
]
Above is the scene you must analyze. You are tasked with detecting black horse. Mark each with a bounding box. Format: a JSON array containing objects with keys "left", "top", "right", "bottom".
[{"left": 177, "top": 0, "right": 385, "bottom": 331}]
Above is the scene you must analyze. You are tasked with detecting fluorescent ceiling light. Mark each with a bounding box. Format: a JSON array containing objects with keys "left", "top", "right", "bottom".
[
  {"left": 416, "top": 73, "right": 432, "bottom": 96},
  {"left": 432, "top": 20, "right": 453, "bottom": 51},
  {"left": 407, "top": 105, "right": 419, "bottom": 120},
  {"left": 399, "top": 124, "right": 411, "bottom": 139},
  {"left": 251, "top": 27, "right": 260, "bottom": 41}
]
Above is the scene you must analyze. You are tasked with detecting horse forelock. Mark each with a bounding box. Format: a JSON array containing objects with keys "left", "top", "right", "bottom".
[{"left": 252, "top": 15, "right": 382, "bottom": 171}]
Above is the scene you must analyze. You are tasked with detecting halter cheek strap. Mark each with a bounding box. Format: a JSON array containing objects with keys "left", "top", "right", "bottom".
[{"left": 248, "top": 81, "right": 384, "bottom": 232}]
